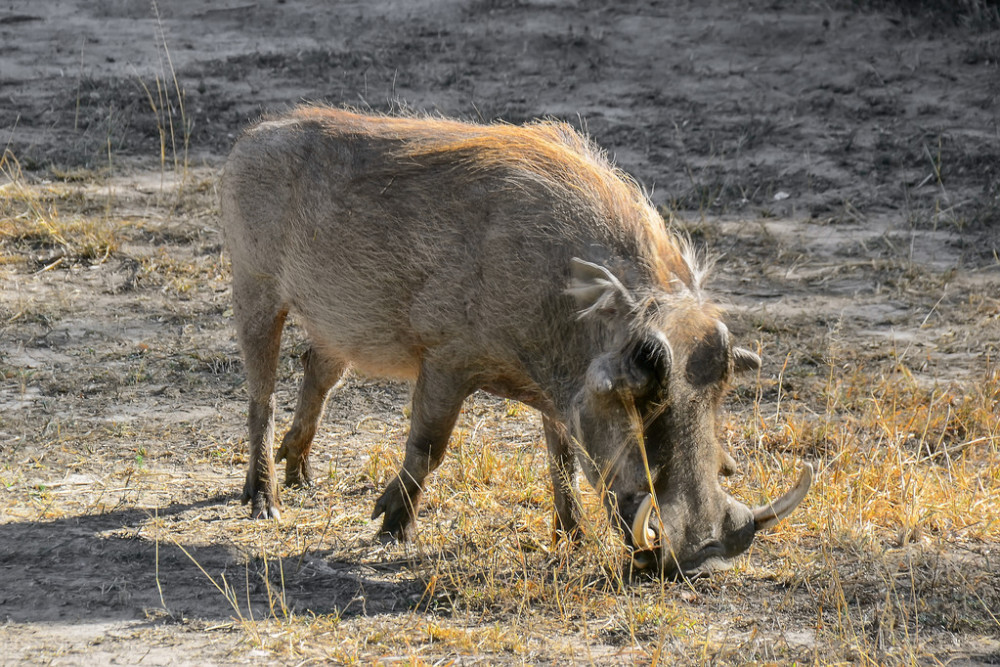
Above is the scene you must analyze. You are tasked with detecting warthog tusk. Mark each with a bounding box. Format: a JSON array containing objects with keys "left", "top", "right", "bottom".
[
  {"left": 631, "top": 493, "right": 657, "bottom": 551},
  {"left": 752, "top": 463, "right": 813, "bottom": 531}
]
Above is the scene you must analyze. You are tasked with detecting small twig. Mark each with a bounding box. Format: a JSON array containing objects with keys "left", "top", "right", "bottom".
[
  {"left": 32, "top": 256, "right": 64, "bottom": 275},
  {"left": 919, "top": 292, "right": 948, "bottom": 328},
  {"left": 917, "top": 436, "right": 994, "bottom": 464}
]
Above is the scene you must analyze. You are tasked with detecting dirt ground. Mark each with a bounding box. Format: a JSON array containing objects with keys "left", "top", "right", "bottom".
[{"left": 1, "top": 0, "right": 999, "bottom": 664}]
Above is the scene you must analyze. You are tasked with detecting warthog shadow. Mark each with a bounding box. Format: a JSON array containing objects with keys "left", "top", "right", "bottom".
[{"left": 0, "top": 495, "right": 427, "bottom": 625}]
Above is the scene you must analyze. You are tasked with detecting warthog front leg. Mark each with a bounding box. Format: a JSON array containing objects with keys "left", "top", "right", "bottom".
[
  {"left": 275, "top": 347, "right": 346, "bottom": 487},
  {"left": 372, "top": 363, "right": 469, "bottom": 541},
  {"left": 544, "top": 416, "right": 584, "bottom": 543},
  {"left": 234, "top": 279, "right": 287, "bottom": 520}
]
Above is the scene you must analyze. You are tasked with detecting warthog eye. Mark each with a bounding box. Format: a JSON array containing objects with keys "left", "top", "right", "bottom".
[
  {"left": 585, "top": 332, "right": 672, "bottom": 399},
  {"left": 625, "top": 332, "right": 672, "bottom": 395}
]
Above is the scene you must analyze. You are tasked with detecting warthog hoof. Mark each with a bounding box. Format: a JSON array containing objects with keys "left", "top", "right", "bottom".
[
  {"left": 550, "top": 512, "right": 583, "bottom": 548},
  {"left": 242, "top": 484, "right": 282, "bottom": 521},
  {"left": 275, "top": 443, "right": 314, "bottom": 488},
  {"left": 371, "top": 477, "right": 420, "bottom": 541}
]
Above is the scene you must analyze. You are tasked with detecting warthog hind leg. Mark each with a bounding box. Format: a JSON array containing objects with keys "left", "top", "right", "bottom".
[
  {"left": 234, "top": 278, "right": 287, "bottom": 520},
  {"left": 275, "top": 347, "right": 346, "bottom": 487}
]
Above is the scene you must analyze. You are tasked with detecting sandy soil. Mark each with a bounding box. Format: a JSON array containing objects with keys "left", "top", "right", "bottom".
[{"left": 1, "top": 0, "right": 999, "bottom": 664}]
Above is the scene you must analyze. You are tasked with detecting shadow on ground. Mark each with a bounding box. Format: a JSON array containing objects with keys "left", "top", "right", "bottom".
[{"left": 0, "top": 495, "right": 426, "bottom": 625}]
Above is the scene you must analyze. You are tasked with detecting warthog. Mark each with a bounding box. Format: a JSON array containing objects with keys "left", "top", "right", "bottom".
[{"left": 220, "top": 106, "right": 811, "bottom": 575}]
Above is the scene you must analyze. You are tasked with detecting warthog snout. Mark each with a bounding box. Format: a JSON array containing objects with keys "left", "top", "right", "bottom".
[{"left": 631, "top": 464, "right": 814, "bottom": 575}]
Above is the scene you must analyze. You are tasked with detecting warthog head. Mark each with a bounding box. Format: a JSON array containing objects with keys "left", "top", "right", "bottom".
[{"left": 567, "top": 258, "right": 811, "bottom": 576}]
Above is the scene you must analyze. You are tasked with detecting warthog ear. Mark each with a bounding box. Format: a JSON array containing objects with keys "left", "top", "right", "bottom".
[
  {"left": 686, "top": 321, "right": 730, "bottom": 387},
  {"left": 733, "top": 347, "right": 761, "bottom": 375},
  {"left": 567, "top": 258, "right": 635, "bottom": 318}
]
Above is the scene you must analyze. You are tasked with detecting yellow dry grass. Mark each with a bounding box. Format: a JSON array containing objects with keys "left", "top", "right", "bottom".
[{"left": 0, "top": 151, "right": 121, "bottom": 268}]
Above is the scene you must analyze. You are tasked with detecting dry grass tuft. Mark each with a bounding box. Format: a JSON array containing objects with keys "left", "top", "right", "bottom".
[{"left": 0, "top": 151, "right": 122, "bottom": 268}]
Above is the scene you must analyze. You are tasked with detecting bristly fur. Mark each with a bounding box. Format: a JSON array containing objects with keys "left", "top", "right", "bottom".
[
  {"left": 257, "top": 105, "right": 719, "bottom": 346},
  {"left": 286, "top": 105, "right": 709, "bottom": 300}
]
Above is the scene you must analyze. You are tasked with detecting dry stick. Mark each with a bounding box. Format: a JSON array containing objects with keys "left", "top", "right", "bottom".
[
  {"left": 151, "top": 1, "right": 176, "bottom": 175},
  {"left": 155, "top": 73, "right": 169, "bottom": 192},
  {"left": 32, "top": 257, "right": 64, "bottom": 275},
  {"left": 295, "top": 503, "right": 337, "bottom": 573},
  {"left": 131, "top": 65, "right": 168, "bottom": 197},
  {"left": 169, "top": 536, "right": 246, "bottom": 620},
  {"left": 774, "top": 351, "right": 791, "bottom": 425},
  {"left": 2, "top": 114, "right": 19, "bottom": 159},
  {"left": 105, "top": 102, "right": 114, "bottom": 220},
  {"left": 622, "top": 392, "right": 658, "bottom": 523},
  {"left": 567, "top": 432, "right": 628, "bottom": 590},
  {"left": 276, "top": 556, "right": 289, "bottom": 621},
  {"left": 917, "top": 436, "right": 995, "bottom": 464},
  {"left": 259, "top": 545, "right": 277, "bottom": 620},
  {"left": 73, "top": 39, "right": 84, "bottom": 132},
  {"left": 244, "top": 564, "right": 255, "bottom": 626},
  {"left": 152, "top": 0, "right": 189, "bottom": 182},
  {"left": 153, "top": 509, "right": 170, "bottom": 614}
]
